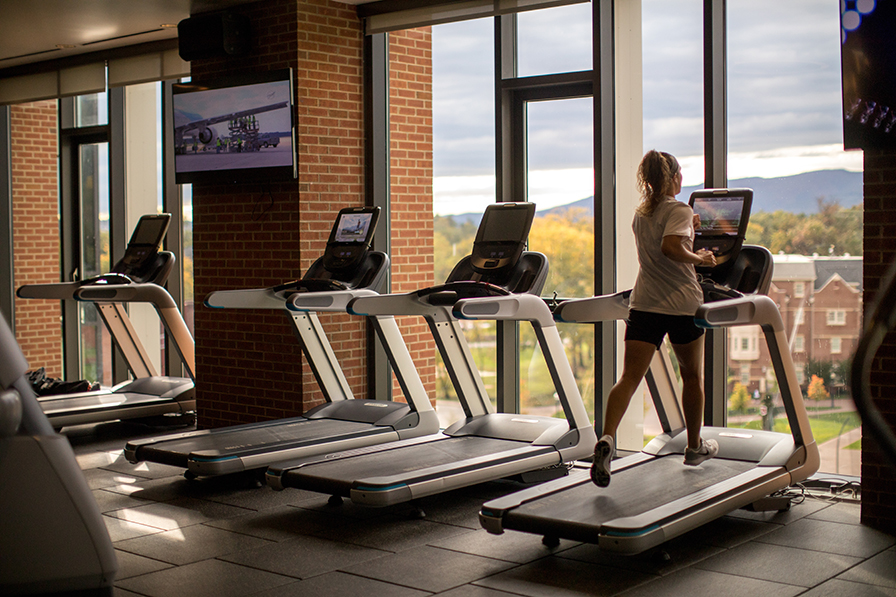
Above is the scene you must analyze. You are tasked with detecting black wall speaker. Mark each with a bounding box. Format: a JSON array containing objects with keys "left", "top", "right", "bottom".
[{"left": 178, "top": 13, "right": 251, "bottom": 61}]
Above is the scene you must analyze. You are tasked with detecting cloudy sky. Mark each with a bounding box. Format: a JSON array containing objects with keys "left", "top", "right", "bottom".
[{"left": 430, "top": 0, "right": 863, "bottom": 215}]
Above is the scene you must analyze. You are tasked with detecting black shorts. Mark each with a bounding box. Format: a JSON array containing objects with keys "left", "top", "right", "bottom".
[{"left": 624, "top": 309, "right": 704, "bottom": 349}]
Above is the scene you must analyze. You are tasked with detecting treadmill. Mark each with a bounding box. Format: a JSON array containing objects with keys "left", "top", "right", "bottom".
[
  {"left": 0, "top": 312, "right": 118, "bottom": 595},
  {"left": 16, "top": 214, "right": 196, "bottom": 429},
  {"left": 479, "top": 189, "right": 820, "bottom": 555},
  {"left": 265, "top": 202, "right": 596, "bottom": 508},
  {"left": 125, "top": 206, "right": 440, "bottom": 478}
]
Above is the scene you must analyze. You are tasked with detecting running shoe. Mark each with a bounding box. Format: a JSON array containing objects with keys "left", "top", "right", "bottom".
[
  {"left": 590, "top": 435, "right": 615, "bottom": 487},
  {"left": 683, "top": 438, "right": 720, "bottom": 466}
]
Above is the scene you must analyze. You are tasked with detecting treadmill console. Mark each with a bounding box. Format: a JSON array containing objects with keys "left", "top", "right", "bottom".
[
  {"left": 470, "top": 202, "right": 536, "bottom": 273},
  {"left": 322, "top": 207, "right": 380, "bottom": 274},
  {"left": 111, "top": 214, "right": 171, "bottom": 275},
  {"left": 690, "top": 188, "right": 753, "bottom": 267}
]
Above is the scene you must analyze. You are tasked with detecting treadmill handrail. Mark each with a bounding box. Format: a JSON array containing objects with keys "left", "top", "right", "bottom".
[
  {"left": 696, "top": 295, "right": 818, "bottom": 474},
  {"left": 288, "top": 288, "right": 378, "bottom": 313},
  {"left": 454, "top": 293, "right": 594, "bottom": 435},
  {"left": 553, "top": 290, "right": 631, "bottom": 324},
  {"left": 75, "top": 282, "right": 195, "bottom": 380},
  {"left": 348, "top": 290, "right": 448, "bottom": 318},
  {"left": 17, "top": 280, "right": 83, "bottom": 301}
]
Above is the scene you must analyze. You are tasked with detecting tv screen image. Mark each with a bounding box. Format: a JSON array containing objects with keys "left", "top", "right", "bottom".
[
  {"left": 172, "top": 70, "right": 296, "bottom": 183},
  {"left": 692, "top": 196, "right": 745, "bottom": 236},
  {"left": 334, "top": 213, "right": 374, "bottom": 243}
]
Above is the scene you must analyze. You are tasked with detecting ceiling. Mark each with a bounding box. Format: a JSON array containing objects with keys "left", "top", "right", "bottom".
[{"left": 0, "top": 0, "right": 372, "bottom": 74}]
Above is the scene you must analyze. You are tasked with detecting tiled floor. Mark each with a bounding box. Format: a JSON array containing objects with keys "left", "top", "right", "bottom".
[{"left": 66, "top": 422, "right": 896, "bottom": 597}]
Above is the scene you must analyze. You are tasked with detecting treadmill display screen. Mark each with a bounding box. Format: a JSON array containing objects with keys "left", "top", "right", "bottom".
[
  {"left": 477, "top": 205, "right": 534, "bottom": 243},
  {"left": 130, "top": 216, "right": 170, "bottom": 248},
  {"left": 692, "top": 196, "right": 744, "bottom": 236},
  {"left": 334, "top": 212, "right": 375, "bottom": 244}
]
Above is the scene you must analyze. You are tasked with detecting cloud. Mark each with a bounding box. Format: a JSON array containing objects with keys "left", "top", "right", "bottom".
[{"left": 432, "top": 0, "right": 851, "bottom": 185}]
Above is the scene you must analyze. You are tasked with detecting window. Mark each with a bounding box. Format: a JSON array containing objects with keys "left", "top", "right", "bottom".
[
  {"left": 827, "top": 309, "right": 847, "bottom": 326},
  {"left": 740, "top": 365, "right": 751, "bottom": 386},
  {"left": 794, "top": 281, "right": 805, "bottom": 297},
  {"left": 794, "top": 335, "right": 805, "bottom": 353},
  {"left": 730, "top": 325, "right": 760, "bottom": 360},
  {"left": 831, "top": 336, "right": 842, "bottom": 354}
]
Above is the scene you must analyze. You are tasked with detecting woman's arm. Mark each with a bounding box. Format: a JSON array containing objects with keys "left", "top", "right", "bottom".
[{"left": 661, "top": 235, "right": 717, "bottom": 267}]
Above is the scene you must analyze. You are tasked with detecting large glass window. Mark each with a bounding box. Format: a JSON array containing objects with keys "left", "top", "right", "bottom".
[
  {"left": 727, "top": 0, "right": 862, "bottom": 476},
  {"left": 517, "top": 2, "right": 592, "bottom": 77},
  {"left": 432, "top": 17, "right": 496, "bottom": 425}
]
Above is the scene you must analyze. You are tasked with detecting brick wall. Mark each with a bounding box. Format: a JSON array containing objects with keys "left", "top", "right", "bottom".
[
  {"left": 9, "top": 101, "right": 62, "bottom": 377},
  {"left": 860, "top": 149, "right": 896, "bottom": 533},
  {"left": 388, "top": 28, "right": 437, "bottom": 401},
  {"left": 190, "top": 1, "right": 435, "bottom": 426}
]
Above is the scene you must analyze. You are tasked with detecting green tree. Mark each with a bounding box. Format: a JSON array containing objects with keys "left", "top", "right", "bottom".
[
  {"left": 807, "top": 374, "right": 830, "bottom": 403},
  {"left": 729, "top": 382, "right": 751, "bottom": 413},
  {"left": 745, "top": 199, "right": 863, "bottom": 256}
]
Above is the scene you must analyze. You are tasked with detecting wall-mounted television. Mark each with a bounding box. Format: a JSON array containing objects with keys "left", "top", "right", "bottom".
[
  {"left": 172, "top": 68, "right": 296, "bottom": 184},
  {"left": 841, "top": 2, "right": 896, "bottom": 150}
]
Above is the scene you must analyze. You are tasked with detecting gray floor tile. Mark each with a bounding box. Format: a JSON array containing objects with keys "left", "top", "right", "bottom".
[
  {"left": 677, "top": 512, "right": 782, "bottom": 548},
  {"left": 837, "top": 547, "right": 896, "bottom": 588},
  {"left": 103, "top": 475, "right": 196, "bottom": 502},
  {"left": 113, "top": 549, "right": 173, "bottom": 580},
  {"left": 435, "top": 584, "right": 530, "bottom": 597},
  {"left": 204, "top": 504, "right": 353, "bottom": 541},
  {"left": 695, "top": 541, "right": 862, "bottom": 587},
  {"left": 201, "top": 484, "right": 324, "bottom": 510},
  {"left": 115, "top": 557, "right": 293, "bottom": 597},
  {"left": 115, "top": 522, "right": 274, "bottom": 565},
  {"left": 475, "top": 555, "right": 656, "bottom": 597},
  {"left": 107, "top": 456, "right": 186, "bottom": 479},
  {"left": 559, "top": 537, "right": 724, "bottom": 577},
  {"left": 341, "top": 544, "right": 516, "bottom": 593},
  {"left": 314, "top": 513, "right": 470, "bottom": 552},
  {"left": 105, "top": 496, "right": 253, "bottom": 530},
  {"left": 103, "top": 514, "right": 165, "bottom": 542},
  {"left": 92, "top": 487, "right": 153, "bottom": 514},
  {"left": 797, "top": 578, "right": 896, "bottom": 597},
  {"left": 82, "top": 466, "right": 155, "bottom": 490},
  {"left": 614, "top": 567, "right": 804, "bottom": 597},
  {"left": 430, "top": 528, "right": 577, "bottom": 564},
  {"left": 727, "top": 497, "right": 829, "bottom": 524},
  {"left": 252, "top": 571, "right": 430, "bottom": 597},
  {"left": 755, "top": 517, "right": 896, "bottom": 558},
  {"left": 219, "top": 533, "right": 390, "bottom": 578},
  {"left": 76, "top": 449, "right": 122, "bottom": 470},
  {"left": 807, "top": 501, "right": 862, "bottom": 525}
]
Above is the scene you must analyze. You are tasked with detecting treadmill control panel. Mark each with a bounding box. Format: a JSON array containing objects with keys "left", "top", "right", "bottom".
[
  {"left": 322, "top": 207, "right": 380, "bottom": 274},
  {"left": 470, "top": 202, "right": 536, "bottom": 273},
  {"left": 690, "top": 189, "right": 753, "bottom": 266},
  {"left": 113, "top": 214, "right": 171, "bottom": 274}
]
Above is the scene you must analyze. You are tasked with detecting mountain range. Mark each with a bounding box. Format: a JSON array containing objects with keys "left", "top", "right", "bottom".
[{"left": 444, "top": 169, "right": 863, "bottom": 225}]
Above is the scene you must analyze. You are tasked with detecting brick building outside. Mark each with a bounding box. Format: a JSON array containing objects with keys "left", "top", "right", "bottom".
[{"left": 728, "top": 254, "right": 863, "bottom": 400}]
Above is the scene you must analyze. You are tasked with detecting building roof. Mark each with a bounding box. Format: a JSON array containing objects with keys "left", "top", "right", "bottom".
[
  {"left": 812, "top": 256, "right": 863, "bottom": 291},
  {"left": 772, "top": 254, "right": 817, "bottom": 282},
  {"left": 770, "top": 253, "right": 862, "bottom": 291}
]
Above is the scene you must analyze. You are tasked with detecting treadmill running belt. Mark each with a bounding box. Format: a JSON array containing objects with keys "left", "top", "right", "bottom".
[
  {"left": 281, "top": 435, "right": 533, "bottom": 493},
  {"left": 142, "top": 418, "right": 390, "bottom": 463},
  {"left": 504, "top": 456, "right": 756, "bottom": 531}
]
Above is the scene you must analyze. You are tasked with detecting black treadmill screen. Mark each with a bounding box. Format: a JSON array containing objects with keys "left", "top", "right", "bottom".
[
  {"left": 130, "top": 217, "right": 168, "bottom": 247},
  {"left": 334, "top": 212, "right": 374, "bottom": 244},
  {"left": 693, "top": 196, "right": 745, "bottom": 236},
  {"left": 479, "top": 208, "right": 531, "bottom": 243}
]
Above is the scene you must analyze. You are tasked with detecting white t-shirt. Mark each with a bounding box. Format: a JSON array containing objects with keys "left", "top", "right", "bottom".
[{"left": 629, "top": 196, "right": 703, "bottom": 316}]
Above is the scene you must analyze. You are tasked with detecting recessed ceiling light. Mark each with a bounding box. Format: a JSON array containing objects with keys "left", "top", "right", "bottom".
[
  {"left": 160, "top": 23, "right": 178, "bottom": 28},
  {"left": 56, "top": 44, "right": 77, "bottom": 49}
]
